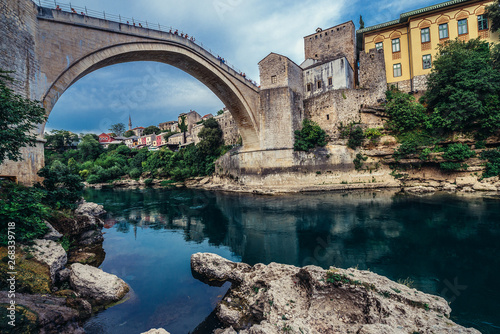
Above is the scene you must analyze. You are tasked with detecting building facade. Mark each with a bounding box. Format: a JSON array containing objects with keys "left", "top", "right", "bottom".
[{"left": 358, "top": 0, "right": 499, "bottom": 92}]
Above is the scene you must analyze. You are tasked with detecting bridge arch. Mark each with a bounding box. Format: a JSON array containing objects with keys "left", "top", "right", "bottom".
[{"left": 42, "top": 41, "right": 261, "bottom": 149}]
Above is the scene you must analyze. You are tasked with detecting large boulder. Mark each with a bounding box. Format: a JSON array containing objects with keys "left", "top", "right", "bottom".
[
  {"left": 191, "top": 253, "right": 480, "bottom": 334},
  {"left": 69, "top": 263, "right": 129, "bottom": 306},
  {"left": 0, "top": 291, "right": 84, "bottom": 333},
  {"left": 31, "top": 239, "right": 67, "bottom": 284},
  {"left": 42, "top": 221, "right": 63, "bottom": 241},
  {"left": 75, "top": 201, "right": 106, "bottom": 218}
]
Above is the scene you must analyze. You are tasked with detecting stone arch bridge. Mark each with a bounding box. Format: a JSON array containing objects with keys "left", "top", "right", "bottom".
[{"left": 1, "top": 0, "right": 274, "bottom": 183}]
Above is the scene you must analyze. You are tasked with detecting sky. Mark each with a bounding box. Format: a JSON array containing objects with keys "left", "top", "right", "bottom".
[{"left": 45, "top": 0, "right": 441, "bottom": 134}]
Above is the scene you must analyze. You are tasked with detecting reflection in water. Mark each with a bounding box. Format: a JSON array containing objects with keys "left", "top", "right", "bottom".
[{"left": 84, "top": 189, "right": 500, "bottom": 334}]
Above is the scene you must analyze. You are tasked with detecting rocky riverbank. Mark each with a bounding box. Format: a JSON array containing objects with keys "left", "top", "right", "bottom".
[
  {"left": 0, "top": 201, "right": 129, "bottom": 333},
  {"left": 191, "top": 253, "right": 480, "bottom": 334}
]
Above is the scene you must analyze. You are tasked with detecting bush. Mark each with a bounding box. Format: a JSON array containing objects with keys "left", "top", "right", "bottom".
[
  {"left": 365, "top": 128, "right": 382, "bottom": 142},
  {"left": 129, "top": 167, "right": 142, "bottom": 179},
  {"left": 442, "top": 143, "right": 476, "bottom": 161},
  {"left": 481, "top": 149, "right": 500, "bottom": 178},
  {"left": 339, "top": 123, "right": 364, "bottom": 149},
  {"left": 385, "top": 90, "right": 427, "bottom": 134},
  {"left": 393, "top": 131, "right": 437, "bottom": 161},
  {"left": 294, "top": 119, "right": 328, "bottom": 152},
  {"left": 144, "top": 178, "right": 154, "bottom": 187},
  {"left": 0, "top": 182, "right": 49, "bottom": 245},
  {"left": 440, "top": 162, "right": 468, "bottom": 171},
  {"left": 35, "top": 160, "right": 84, "bottom": 210},
  {"left": 353, "top": 153, "right": 368, "bottom": 170}
]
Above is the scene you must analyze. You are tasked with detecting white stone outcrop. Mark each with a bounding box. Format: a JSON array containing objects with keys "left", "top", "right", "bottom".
[
  {"left": 31, "top": 239, "right": 67, "bottom": 284},
  {"left": 192, "top": 253, "right": 480, "bottom": 334},
  {"left": 69, "top": 263, "right": 129, "bottom": 306},
  {"left": 141, "top": 329, "right": 170, "bottom": 334},
  {"left": 75, "top": 201, "right": 106, "bottom": 217}
]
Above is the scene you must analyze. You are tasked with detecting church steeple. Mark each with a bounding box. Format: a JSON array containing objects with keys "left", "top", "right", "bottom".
[{"left": 128, "top": 114, "right": 132, "bottom": 130}]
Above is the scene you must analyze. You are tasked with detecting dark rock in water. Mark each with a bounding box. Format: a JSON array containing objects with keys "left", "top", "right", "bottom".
[
  {"left": 0, "top": 291, "right": 84, "bottom": 333},
  {"left": 191, "top": 253, "right": 480, "bottom": 334}
]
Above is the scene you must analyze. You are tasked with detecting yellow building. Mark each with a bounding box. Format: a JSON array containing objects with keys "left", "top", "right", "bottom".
[{"left": 358, "top": 0, "right": 499, "bottom": 92}]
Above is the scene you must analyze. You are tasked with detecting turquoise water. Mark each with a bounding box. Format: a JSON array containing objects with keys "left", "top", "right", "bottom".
[{"left": 83, "top": 189, "right": 500, "bottom": 334}]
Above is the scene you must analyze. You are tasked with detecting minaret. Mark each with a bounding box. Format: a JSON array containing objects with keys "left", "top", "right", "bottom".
[{"left": 128, "top": 114, "right": 132, "bottom": 130}]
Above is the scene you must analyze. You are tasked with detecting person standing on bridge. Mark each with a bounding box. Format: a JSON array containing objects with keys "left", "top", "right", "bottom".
[{"left": 55, "top": 5, "right": 61, "bottom": 11}]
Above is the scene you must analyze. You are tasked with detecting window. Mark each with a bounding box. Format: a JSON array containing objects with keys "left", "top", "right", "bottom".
[
  {"left": 392, "top": 38, "right": 400, "bottom": 52},
  {"left": 439, "top": 23, "right": 448, "bottom": 39},
  {"left": 421, "top": 28, "right": 430, "bottom": 43},
  {"left": 326, "top": 115, "right": 330, "bottom": 120},
  {"left": 422, "top": 54, "right": 432, "bottom": 69},
  {"left": 393, "top": 63, "right": 402, "bottom": 77},
  {"left": 306, "top": 83, "right": 312, "bottom": 92},
  {"left": 328, "top": 77, "right": 333, "bottom": 86},
  {"left": 375, "top": 42, "right": 383, "bottom": 50},
  {"left": 478, "top": 15, "right": 488, "bottom": 31},
  {"left": 271, "top": 75, "right": 277, "bottom": 84},
  {"left": 458, "top": 19, "right": 468, "bottom": 35},
  {"left": 317, "top": 81, "right": 322, "bottom": 89}
]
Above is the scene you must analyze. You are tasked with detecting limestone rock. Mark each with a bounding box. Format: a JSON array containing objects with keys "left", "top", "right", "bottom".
[
  {"left": 69, "top": 263, "right": 129, "bottom": 306},
  {"left": 57, "top": 268, "right": 71, "bottom": 282},
  {"left": 75, "top": 201, "right": 106, "bottom": 217},
  {"left": 442, "top": 183, "right": 457, "bottom": 192},
  {"left": 141, "top": 329, "right": 171, "bottom": 334},
  {"left": 472, "top": 182, "right": 498, "bottom": 192},
  {"left": 405, "top": 186, "right": 436, "bottom": 194},
  {"left": 31, "top": 239, "right": 67, "bottom": 284},
  {"left": 191, "top": 253, "right": 480, "bottom": 334},
  {"left": 78, "top": 229, "right": 104, "bottom": 246},
  {"left": 461, "top": 186, "right": 475, "bottom": 193},
  {"left": 42, "top": 221, "right": 63, "bottom": 241},
  {"left": 456, "top": 176, "right": 476, "bottom": 187},
  {"left": 0, "top": 291, "right": 84, "bottom": 333}
]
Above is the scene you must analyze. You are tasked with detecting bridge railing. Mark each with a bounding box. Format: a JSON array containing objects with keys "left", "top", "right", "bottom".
[{"left": 33, "top": 0, "right": 259, "bottom": 87}]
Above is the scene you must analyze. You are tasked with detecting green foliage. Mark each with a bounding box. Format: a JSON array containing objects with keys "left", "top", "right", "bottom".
[
  {"left": 385, "top": 90, "right": 427, "bottom": 134},
  {"left": 294, "top": 119, "right": 328, "bottom": 151},
  {"left": 364, "top": 128, "right": 382, "bottom": 141},
  {"left": 442, "top": 143, "right": 476, "bottom": 161},
  {"left": 359, "top": 15, "right": 365, "bottom": 29},
  {"left": 475, "top": 140, "right": 486, "bottom": 149},
  {"left": 217, "top": 109, "right": 224, "bottom": 115},
  {"left": 481, "top": 149, "right": 500, "bottom": 178},
  {"left": 144, "top": 178, "right": 154, "bottom": 187},
  {"left": 35, "top": 160, "right": 84, "bottom": 210},
  {"left": 0, "top": 182, "right": 49, "bottom": 245},
  {"left": 439, "top": 161, "right": 468, "bottom": 171},
  {"left": 162, "top": 131, "right": 178, "bottom": 141},
  {"left": 422, "top": 38, "right": 500, "bottom": 137},
  {"left": 109, "top": 123, "right": 125, "bottom": 136},
  {"left": 128, "top": 167, "right": 141, "bottom": 179},
  {"left": 45, "top": 129, "right": 79, "bottom": 152},
  {"left": 353, "top": 153, "right": 368, "bottom": 170},
  {"left": 78, "top": 134, "right": 104, "bottom": 161},
  {"left": 143, "top": 125, "right": 161, "bottom": 135},
  {"left": 393, "top": 131, "right": 437, "bottom": 161},
  {"left": 197, "top": 118, "right": 224, "bottom": 158},
  {"left": 0, "top": 70, "right": 47, "bottom": 164},
  {"left": 486, "top": 0, "right": 500, "bottom": 33},
  {"left": 339, "top": 123, "right": 364, "bottom": 149},
  {"left": 124, "top": 130, "right": 135, "bottom": 138},
  {"left": 179, "top": 115, "right": 188, "bottom": 143}
]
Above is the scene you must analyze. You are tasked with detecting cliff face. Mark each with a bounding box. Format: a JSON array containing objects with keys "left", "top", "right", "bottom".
[{"left": 191, "top": 253, "right": 480, "bottom": 334}]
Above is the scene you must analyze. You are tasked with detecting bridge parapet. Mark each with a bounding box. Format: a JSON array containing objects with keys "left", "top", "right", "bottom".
[{"left": 34, "top": 0, "right": 259, "bottom": 91}]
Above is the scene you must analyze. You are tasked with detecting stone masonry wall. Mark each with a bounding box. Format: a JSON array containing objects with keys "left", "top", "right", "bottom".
[
  {"left": 0, "top": 0, "right": 45, "bottom": 184},
  {"left": 358, "top": 48, "right": 386, "bottom": 92},
  {"left": 215, "top": 111, "right": 241, "bottom": 146},
  {"left": 304, "top": 21, "right": 356, "bottom": 75}
]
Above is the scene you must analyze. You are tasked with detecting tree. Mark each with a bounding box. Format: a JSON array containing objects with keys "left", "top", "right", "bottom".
[
  {"left": 385, "top": 90, "right": 427, "bottom": 134},
  {"left": 0, "top": 70, "right": 47, "bottom": 164},
  {"left": 78, "top": 134, "right": 104, "bottom": 161},
  {"left": 179, "top": 115, "right": 188, "bottom": 144},
  {"left": 144, "top": 125, "right": 161, "bottom": 135},
  {"left": 163, "top": 131, "right": 178, "bottom": 142},
  {"left": 197, "top": 118, "right": 223, "bottom": 158},
  {"left": 217, "top": 109, "right": 224, "bottom": 115},
  {"left": 124, "top": 130, "right": 135, "bottom": 137},
  {"left": 109, "top": 123, "right": 125, "bottom": 136},
  {"left": 422, "top": 38, "right": 500, "bottom": 136},
  {"left": 45, "top": 129, "right": 79, "bottom": 152},
  {"left": 486, "top": 0, "right": 500, "bottom": 33},
  {"left": 359, "top": 15, "right": 365, "bottom": 29},
  {"left": 294, "top": 119, "right": 327, "bottom": 152}
]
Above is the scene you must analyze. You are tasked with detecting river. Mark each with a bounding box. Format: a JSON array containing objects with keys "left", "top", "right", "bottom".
[{"left": 82, "top": 188, "right": 500, "bottom": 334}]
